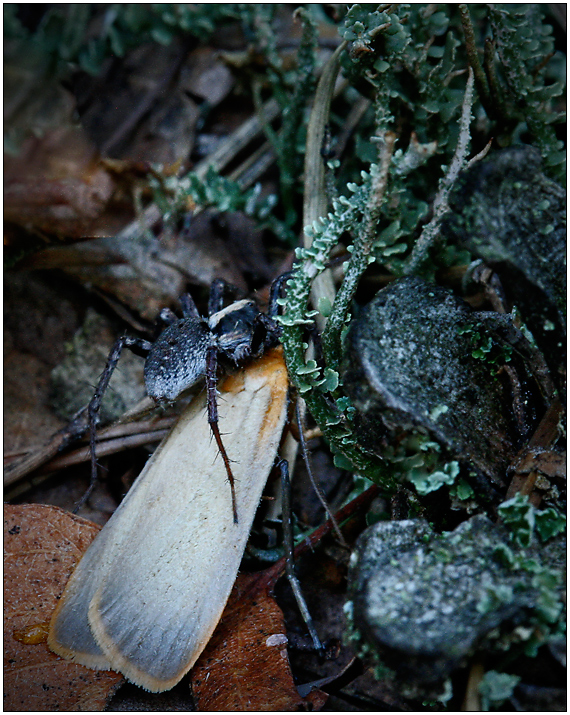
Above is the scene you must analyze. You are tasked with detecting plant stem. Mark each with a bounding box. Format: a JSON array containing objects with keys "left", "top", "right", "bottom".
[
  {"left": 303, "top": 42, "right": 347, "bottom": 325},
  {"left": 321, "top": 131, "right": 397, "bottom": 370},
  {"left": 459, "top": 4, "right": 492, "bottom": 115},
  {"left": 404, "top": 67, "right": 475, "bottom": 274}
]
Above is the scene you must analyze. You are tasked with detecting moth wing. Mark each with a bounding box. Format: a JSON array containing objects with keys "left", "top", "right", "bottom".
[
  {"left": 48, "top": 460, "right": 156, "bottom": 669},
  {"left": 49, "top": 348, "right": 288, "bottom": 693}
]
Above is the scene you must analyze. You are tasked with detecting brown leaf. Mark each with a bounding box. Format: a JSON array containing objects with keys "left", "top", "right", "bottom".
[
  {"left": 4, "top": 123, "right": 115, "bottom": 240},
  {"left": 191, "top": 573, "right": 323, "bottom": 711},
  {"left": 4, "top": 346, "right": 65, "bottom": 457},
  {"left": 4, "top": 504, "right": 123, "bottom": 711},
  {"left": 79, "top": 40, "right": 188, "bottom": 158},
  {"left": 512, "top": 448, "right": 566, "bottom": 479},
  {"left": 22, "top": 209, "right": 256, "bottom": 321}
]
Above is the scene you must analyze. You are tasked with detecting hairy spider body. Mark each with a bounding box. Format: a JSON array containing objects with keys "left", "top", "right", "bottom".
[
  {"left": 144, "top": 299, "right": 271, "bottom": 403},
  {"left": 83, "top": 280, "right": 284, "bottom": 522}
]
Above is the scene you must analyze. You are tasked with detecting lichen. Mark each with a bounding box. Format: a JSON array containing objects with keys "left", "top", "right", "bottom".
[
  {"left": 277, "top": 5, "right": 565, "bottom": 492},
  {"left": 50, "top": 310, "right": 146, "bottom": 422}
]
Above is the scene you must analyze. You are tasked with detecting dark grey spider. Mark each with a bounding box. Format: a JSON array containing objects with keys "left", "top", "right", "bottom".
[{"left": 84, "top": 277, "right": 286, "bottom": 522}]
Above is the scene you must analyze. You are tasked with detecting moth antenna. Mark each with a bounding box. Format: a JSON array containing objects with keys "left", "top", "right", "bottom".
[
  {"left": 278, "top": 457, "right": 324, "bottom": 653},
  {"left": 296, "top": 400, "right": 348, "bottom": 548}
]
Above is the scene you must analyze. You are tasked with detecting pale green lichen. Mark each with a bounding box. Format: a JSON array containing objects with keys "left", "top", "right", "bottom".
[
  {"left": 347, "top": 513, "right": 565, "bottom": 692},
  {"left": 479, "top": 670, "right": 521, "bottom": 711},
  {"left": 498, "top": 492, "right": 566, "bottom": 547}
]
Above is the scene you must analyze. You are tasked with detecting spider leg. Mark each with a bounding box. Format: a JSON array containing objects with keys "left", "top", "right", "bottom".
[
  {"left": 267, "top": 271, "right": 293, "bottom": 317},
  {"left": 158, "top": 307, "right": 179, "bottom": 326},
  {"left": 295, "top": 401, "right": 347, "bottom": 547},
  {"left": 248, "top": 272, "right": 291, "bottom": 354},
  {"left": 206, "top": 344, "right": 239, "bottom": 524},
  {"left": 74, "top": 335, "right": 152, "bottom": 514},
  {"left": 277, "top": 457, "right": 324, "bottom": 653},
  {"left": 208, "top": 278, "right": 243, "bottom": 317},
  {"left": 250, "top": 312, "right": 281, "bottom": 355},
  {"left": 179, "top": 293, "right": 200, "bottom": 319},
  {"left": 208, "top": 278, "right": 228, "bottom": 316}
]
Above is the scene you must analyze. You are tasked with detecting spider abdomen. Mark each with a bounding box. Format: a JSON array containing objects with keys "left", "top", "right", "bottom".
[{"left": 144, "top": 318, "right": 212, "bottom": 402}]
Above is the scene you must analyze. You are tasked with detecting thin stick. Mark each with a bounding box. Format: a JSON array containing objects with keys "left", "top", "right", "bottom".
[
  {"left": 466, "top": 137, "right": 493, "bottom": 169},
  {"left": 3, "top": 394, "right": 161, "bottom": 488},
  {"left": 462, "top": 659, "right": 485, "bottom": 711},
  {"left": 115, "top": 98, "right": 281, "bottom": 243},
  {"left": 37, "top": 430, "right": 170, "bottom": 474},
  {"left": 322, "top": 129, "right": 397, "bottom": 370},
  {"left": 251, "top": 484, "right": 381, "bottom": 596},
  {"left": 404, "top": 66, "right": 475, "bottom": 274},
  {"left": 4, "top": 406, "right": 89, "bottom": 487},
  {"left": 303, "top": 42, "right": 347, "bottom": 326},
  {"left": 483, "top": 39, "right": 509, "bottom": 124},
  {"left": 334, "top": 97, "right": 371, "bottom": 158},
  {"left": 458, "top": 5, "right": 492, "bottom": 112}
]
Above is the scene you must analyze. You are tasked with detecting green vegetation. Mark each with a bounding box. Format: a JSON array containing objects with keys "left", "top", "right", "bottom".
[
  {"left": 5, "top": 5, "right": 565, "bottom": 705},
  {"left": 4, "top": 4, "right": 241, "bottom": 75},
  {"left": 278, "top": 4, "right": 564, "bottom": 487}
]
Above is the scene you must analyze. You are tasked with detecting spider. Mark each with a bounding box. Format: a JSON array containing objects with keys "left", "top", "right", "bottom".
[{"left": 83, "top": 277, "right": 286, "bottom": 523}]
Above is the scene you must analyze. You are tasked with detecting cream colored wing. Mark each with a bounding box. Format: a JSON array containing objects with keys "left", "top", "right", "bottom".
[{"left": 49, "top": 348, "right": 288, "bottom": 692}]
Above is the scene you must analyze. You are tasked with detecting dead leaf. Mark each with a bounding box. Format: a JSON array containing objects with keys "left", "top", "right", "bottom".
[
  {"left": 127, "top": 91, "right": 201, "bottom": 165},
  {"left": 4, "top": 121, "right": 115, "bottom": 240},
  {"left": 4, "top": 504, "right": 123, "bottom": 711},
  {"left": 506, "top": 399, "right": 566, "bottom": 506},
  {"left": 179, "top": 47, "right": 235, "bottom": 106},
  {"left": 21, "top": 210, "right": 256, "bottom": 320},
  {"left": 4, "top": 345, "right": 65, "bottom": 456},
  {"left": 78, "top": 40, "right": 189, "bottom": 158},
  {"left": 20, "top": 234, "right": 187, "bottom": 321},
  {"left": 512, "top": 448, "right": 566, "bottom": 479},
  {"left": 191, "top": 573, "right": 324, "bottom": 711}
]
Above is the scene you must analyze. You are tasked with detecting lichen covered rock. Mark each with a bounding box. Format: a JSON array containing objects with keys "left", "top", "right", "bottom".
[
  {"left": 342, "top": 276, "right": 518, "bottom": 489},
  {"left": 346, "top": 515, "right": 565, "bottom": 683},
  {"left": 443, "top": 146, "right": 566, "bottom": 391}
]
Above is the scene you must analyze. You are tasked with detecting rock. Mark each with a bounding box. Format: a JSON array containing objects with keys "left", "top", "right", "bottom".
[
  {"left": 347, "top": 515, "right": 564, "bottom": 683},
  {"left": 442, "top": 146, "right": 566, "bottom": 392},
  {"left": 341, "top": 277, "right": 520, "bottom": 491}
]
